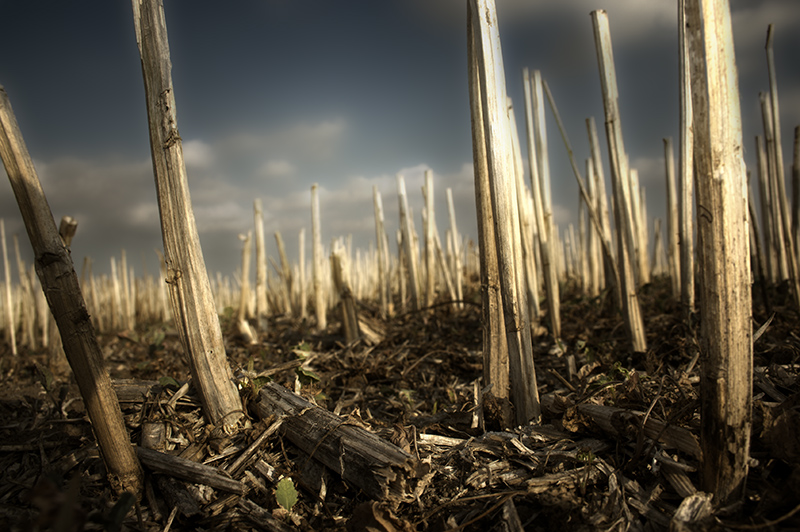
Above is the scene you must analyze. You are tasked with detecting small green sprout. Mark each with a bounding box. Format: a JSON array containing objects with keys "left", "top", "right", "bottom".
[{"left": 275, "top": 477, "right": 298, "bottom": 512}]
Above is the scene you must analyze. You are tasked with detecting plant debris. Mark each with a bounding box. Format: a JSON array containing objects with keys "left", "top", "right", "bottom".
[{"left": 0, "top": 278, "right": 799, "bottom": 530}]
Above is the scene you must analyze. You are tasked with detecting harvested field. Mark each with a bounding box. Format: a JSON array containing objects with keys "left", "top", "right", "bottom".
[{"left": 0, "top": 277, "right": 798, "bottom": 531}]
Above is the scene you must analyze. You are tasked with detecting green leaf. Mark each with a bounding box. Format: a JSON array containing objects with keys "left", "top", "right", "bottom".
[
  {"left": 612, "top": 361, "right": 630, "bottom": 378},
  {"left": 151, "top": 329, "right": 166, "bottom": 347},
  {"left": 159, "top": 376, "right": 180, "bottom": 389},
  {"left": 253, "top": 376, "right": 271, "bottom": 393},
  {"left": 314, "top": 391, "right": 328, "bottom": 402},
  {"left": 275, "top": 477, "right": 298, "bottom": 512},
  {"left": 399, "top": 389, "right": 415, "bottom": 404},
  {"left": 35, "top": 362, "right": 55, "bottom": 393},
  {"left": 296, "top": 367, "right": 320, "bottom": 385},
  {"left": 222, "top": 306, "right": 235, "bottom": 318},
  {"left": 446, "top": 388, "right": 457, "bottom": 403}
]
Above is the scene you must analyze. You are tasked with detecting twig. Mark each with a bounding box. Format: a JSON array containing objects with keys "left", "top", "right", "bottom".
[
  {"left": 225, "top": 418, "right": 284, "bottom": 476},
  {"left": 443, "top": 492, "right": 518, "bottom": 532},
  {"left": 415, "top": 490, "right": 526, "bottom": 529},
  {"left": 716, "top": 502, "right": 800, "bottom": 530}
]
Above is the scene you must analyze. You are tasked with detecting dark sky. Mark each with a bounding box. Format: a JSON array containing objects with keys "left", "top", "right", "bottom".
[{"left": 1, "top": 0, "right": 799, "bottom": 278}]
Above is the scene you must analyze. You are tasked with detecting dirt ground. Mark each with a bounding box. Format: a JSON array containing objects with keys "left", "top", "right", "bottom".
[{"left": 1, "top": 276, "right": 799, "bottom": 531}]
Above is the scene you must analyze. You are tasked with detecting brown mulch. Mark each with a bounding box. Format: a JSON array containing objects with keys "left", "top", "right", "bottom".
[{"left": 1, "top": 277, "right": 800, "bottom": 531}]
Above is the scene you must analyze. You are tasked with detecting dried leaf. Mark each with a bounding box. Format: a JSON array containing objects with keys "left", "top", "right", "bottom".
[
  {"left": 753, "top": 313, "right": 774, "bottom": 344},
  {"left": 347, "top": 501, "right": 401, "bottom": 532}
]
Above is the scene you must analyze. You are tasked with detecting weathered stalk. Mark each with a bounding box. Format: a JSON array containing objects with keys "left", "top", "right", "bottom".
[
  {"left": 530, "top": 70, "right": 561, "bottom": 340},
  {"left": 423, "top": 170, "right": 436, "bottom": 306},
  {"left": 756, "top": 135, "right": 777, "bottom": 281},
  {"left": 13, "top": 235, "right": 35, "bottom": 349},
  {"left": 253, "top": 199, "right": 269, "bottom": 332},
  {"left": 508, "top": 98, "right": 541, "bottom": 322},
  {"left": 397, "top": 175, "right": 421, "bottom": 311},
  {"left": 331, "top": 240, "right": 360, "bottom": 344},
  {"left": 793, "top": 127, "right": 800, "bottom": 253},
  {"left": 628, "top": 167, "right": 650, "bottom": 286},
  {"left": 469, "top": 0, "right": 539, "bottom": 425},
  {"left": 663, "top": 138, "right": 681, "bottom": 297},
  {"left": 237, "top": 232, "right": 256, "bottom": 344},
  {"left": 311, "top": 184, "right": 326, "bottom": 330},
  {"left": 467, "top": 5, "right": 512, "bottom": 427},
  {"left": 274, "top": 231, "right": 294, "bottom": 316},
  {"left": 749, "top": 182, "right": 772, "bottom": 314},
  {"left": 760, "top": 93, "right": 789, "bottom": 281},
  {"left": 764, "top": 26, "right": 800, "bottom": 309},
  {"left": 586, "top": 117, "right": 617, "bottom": 301},
  {"left": 446, "top": 188, "right": 464, "bottom": 308},
  {"left": 586, "top": 159, "right": 601, "bottom": 296},
  {"left": 0, "top": 85, "right": 143, "bottom": 495},
  {"left": 685, "top": 0, "right": 752, "bottom": 505},
  {"left": 541, "top": 80, "right": 622, "bottom": 316},
  {"left": 651, "top": 218, "right": 667, "bottom": 277},
  {"left": 132, "top": 0, "right": 242, "bottom": 428},
  {"left": 373, "top": 186, "right": 390, "bottom": 317},
  {"left": 679, "top": 0, "right": 696, "bottom": 318},
  {"left": 1, "top": 219, "right": 17, "bottom": 356},
  {"left": 591, "top": 9, "right": 647, "bottom": 353},
  {"left": 299, "top": 228, "right": 306, "bottom": 320}
]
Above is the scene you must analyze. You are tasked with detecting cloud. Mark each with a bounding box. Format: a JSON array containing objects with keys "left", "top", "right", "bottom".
[
  {"left": 237, "top": 162, "right": 481, "bottom": 269},
  {"left": 172, "top": 117, "right": 349, "bottom": 201},
  {"left": 629, "top": 156, "right": 666, "bottom": 189},
  {"left": 182, "top": 139, "right": 215, "bottom": 169},
  {"left": 404, "top": 0, "right": 675, "bottom": 44},
  {"left": 194, "top": 200, "right": 250, "bottom": 233},
  {"left": 0, "top": 156, "right": 165, "bottom": 273},
  {"left": 219, "top": 118, "right": 347, "bottom": 162},
  {"left": 552, "top": 203, "right": 574, "bottom": 228},
  {"left": 33, "top": 156, "right": 156, "bottom": 225},
  {"left": 257, "top": 159, "right": 296, "bottom": 178},
  {"left": 128, "top": 202, "right": 161, "bottom": 229},
  {"left": 504, "top": 0, "right": 675, "bottom": 41},
  {"left": 2, "top": 150, "right": 474, "bottom": 277}
]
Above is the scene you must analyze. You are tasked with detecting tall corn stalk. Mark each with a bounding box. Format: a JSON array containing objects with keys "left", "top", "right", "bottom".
[
  {"left": 679, "top": 0, "right": 696, "bottom": 319},
  {"left": 541, "top": 81, "right": 621, "bottom": 315},
  {"left": 446, "top": 188, "right": 464, "bottom": 308},
  {"left": 467, "top": 14, "right": 510, "bottom": 426},
  {"left": 587, "top": 117, "right": 618, "bottom": 304},
  {"left": 132, "top": 0, "right": 242, "bottom": 428},
  {"left": 311, "top": 184, "right": 326, "bottom": 330},
  {"left": 523, "top": 69, "right": 560, "bottom": 341},
  {"left": 0, "top": 87, "right": 143, "bottom": 495},
  {"left": 373, "top": 186, "right": 391, "bottom": 317},
  {"left": 397, "top": 175, "right": 421, "bottom": 311},
  {"left": 764, "top": 25, "right": 800, "bottom": 310},
  {"left": 253, "top": 199, "right": 269, "bottom": 332},
  {"left": 663, "top": 138, "right": 681, "bottom": 297},
  {"left": 468, "top": 0, "right": 539, "bottom": 425},
  {"left": 685, "top": 0, "right": 752, "bottom": 505},
  {"left": 591, "top": 10, "right": 647, "bottom": 353},
  {"left": 1, "top": 219, "right": 16, "bottom": 356}
]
